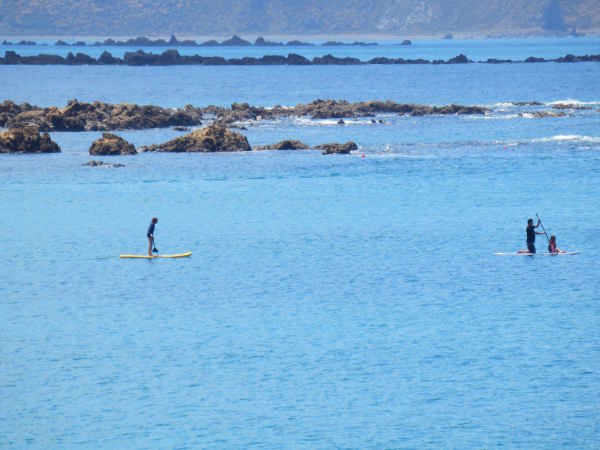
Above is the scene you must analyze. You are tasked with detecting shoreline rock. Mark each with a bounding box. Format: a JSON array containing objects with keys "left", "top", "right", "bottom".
[
  {"left": 89, "top": 133, "right": 137, "bottom": 155},
  {"left": 0, "top": 126, "right": 61, "bottom": 153},
  {"left": 141, "top": 124, "right": 251, "bottom": 152}
]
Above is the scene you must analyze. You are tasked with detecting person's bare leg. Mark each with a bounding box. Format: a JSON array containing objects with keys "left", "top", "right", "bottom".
[{"left": 148, "top": 237, "right": 153, "bottom": 256}]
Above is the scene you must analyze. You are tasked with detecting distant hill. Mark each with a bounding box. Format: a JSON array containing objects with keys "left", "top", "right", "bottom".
[{"left": 1, "top": 0, "right": 599, "bottom": 37}]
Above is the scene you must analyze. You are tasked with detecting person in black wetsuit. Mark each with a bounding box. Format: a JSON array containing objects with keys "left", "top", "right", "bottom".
[
  {"left": 524, "top": 217, "right": 545, "bottom": 254},
  {"left": 147, "top": 217, "right": 158, "bottom": 256}
]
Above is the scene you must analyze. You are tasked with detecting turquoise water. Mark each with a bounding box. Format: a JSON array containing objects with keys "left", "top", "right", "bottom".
[{"left": 1, "top": 39, "right": 600, "bottom": 448}]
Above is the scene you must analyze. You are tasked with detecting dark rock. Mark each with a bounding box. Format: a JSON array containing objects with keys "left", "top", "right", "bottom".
[
  {"left": 173, "top": 126, "right": 190, "bottom": 131},
  {"left": 1, "top": 50, "right": 598, "bottom": 66},
  {"left": 0, "top": 126, "right": 61, "bottom": 153},
  {"left": 141, "top": 124, "right": 251, "bottom": 152},
  {"left": 200, "top": 39, "right": 220, "bottom": 46},
  {"left": 286, "top": 53, "right": 311, "bottom": 65},
  {"left": 525, "top": 56, "right": 546, "bottom": 63},
  {"left": 337, "top": 118, "right": 345, "bottom": 125},
  {"left": 313, "top": 54, "right": 362, "bottom": 65},
  {"left": 486, "top": 58, "right": 513, "bottom": 63},
  {"left": 83, "top": 160, "right": 125, "bottom": 167},
  {"left": 552, "top": 103, "right": 592, "bottom": 110},
  {"left": 401, "top": 40, "right": 412, "bottom": 45},
  {"left": 254, "top": 37, "right": 284, "bottom": 46},
  {"left": 254, "top": 140, "right": 310, "bottom": 150},
  {"left": 446, "top": 54, "right": 469, "bottom": 64},
  {"left": 286, "top": 40, "right": 315, "bottom": 46},
  {"left": 444, "top": 33, "right": 454, "bottom": 40},
  {"left": 89, "top": 133, "right": 137, "bottom": 155},
  {"left": 316, "top": 141, "right": 357, "bottom": 155},
  {"left": 5, "top": 100, "right": 203, "bottom": 131},
  {"left": 221, "top": 35, "right": 252, "bottom": 46}
]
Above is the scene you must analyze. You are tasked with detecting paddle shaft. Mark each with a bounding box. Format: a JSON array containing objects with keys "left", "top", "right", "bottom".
[{"left": 536, "top": 213, "right": 550, "bottom": 242}]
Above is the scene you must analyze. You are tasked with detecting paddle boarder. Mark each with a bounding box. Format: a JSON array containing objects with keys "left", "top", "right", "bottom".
[
  {"left": 147, "top": 217, "right": 158, "bottom": 256},
  {"left": 523, "top": 217, "right": 545, "bottom": 254}
]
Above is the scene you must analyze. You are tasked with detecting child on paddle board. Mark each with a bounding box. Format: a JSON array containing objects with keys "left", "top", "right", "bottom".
[
  {"left": 147, "top": 217, "right": 158, "bottom": 256},
  {"left": 548, "top": 235, "right": 564, "bottom": 254}
]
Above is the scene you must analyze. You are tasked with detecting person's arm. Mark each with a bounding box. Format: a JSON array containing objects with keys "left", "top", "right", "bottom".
[{"left": 536, "top": 231, "right": 545, "bottom": 235}]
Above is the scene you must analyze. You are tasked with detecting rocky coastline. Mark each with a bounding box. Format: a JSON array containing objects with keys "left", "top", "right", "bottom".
[{"left": 2, "top": 50, "right": 599, "bottom": 66}]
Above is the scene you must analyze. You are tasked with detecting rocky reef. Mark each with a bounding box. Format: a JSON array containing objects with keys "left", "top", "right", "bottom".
[
  {"left": 0, "top": 126, "right": 61, "bottom": 153},
  {"left": 89, "top": 133, "right": 137, "bottom": 155},
  {"left": 141, "top": 124, "right": 251, "bottom": 152},
  {"left": 0, "top": 99, "right": 203, "bottom": 132},
  {"left": 3, "top": 50, "right": 598, "bottom": 66},
  {"left": 0, "top": 99, "right": 488, "bottom": 131}
]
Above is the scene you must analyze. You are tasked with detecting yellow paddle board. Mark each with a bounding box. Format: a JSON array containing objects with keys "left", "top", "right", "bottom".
[{"left": 120, "top": 252, "right": 192, "bottom": 259}]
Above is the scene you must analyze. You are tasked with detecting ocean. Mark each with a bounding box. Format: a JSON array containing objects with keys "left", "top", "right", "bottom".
[{"left": 1, "top": 37, "right": 599, "bottom": 448}]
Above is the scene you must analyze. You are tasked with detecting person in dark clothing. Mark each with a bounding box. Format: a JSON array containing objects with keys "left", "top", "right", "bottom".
[
  {"left": 147, "top": 217, "right": 158, "bottom": 256},
  {"left": 520, "top": 217, "right": 545, "bottom": 254}
]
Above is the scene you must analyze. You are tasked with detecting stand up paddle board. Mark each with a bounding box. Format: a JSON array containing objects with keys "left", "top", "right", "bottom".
[
  {"left": 120, "top": 252, "right": 192, "bottom": 259},
  {"left": 494, "top": 251, "right": 580, "bottom": 256}
]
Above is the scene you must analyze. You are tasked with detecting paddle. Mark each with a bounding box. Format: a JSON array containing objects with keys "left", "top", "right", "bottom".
[
  {"left": 152, "top": 238, "right": 159, "bottom": 253},
  {"left": 536, "top": 213, "right": 550, "bottom": 242}
]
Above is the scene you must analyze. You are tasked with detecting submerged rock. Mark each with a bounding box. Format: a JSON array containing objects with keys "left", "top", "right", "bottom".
[
  {"left": 141, "top": 124, "right": 251, "bottom": 152},
  {"left": 83, "top": 160, "right": 125, "bottom": 167},
  {"left": 89, "top": 133, "right": 137, "bottom": 155},
  {"left": 0, "top": 126, "right": 61, "bottom": 153},
  {"left": 254, "top": 140, "right": 310, "bottom": 150},
  {"left": 520, "top": 111, "right": 567, "bottom": 118},
  {"left": 552, "top": 103, "right": 592, "bottom": 110},
  {"left": 316, "top": 141, "right": 358, "bottom": 155}
]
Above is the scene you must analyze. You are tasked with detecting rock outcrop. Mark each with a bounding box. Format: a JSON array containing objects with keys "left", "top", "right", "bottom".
[
  {"left": 0, "top": 126, "right": 61, "bottom": 153},
  {"left": 89, "top": 133, "right": 137, "bottom": 155},
  {"left": 254, "top": 140, "right": 310, "bottom": 150},
  {"left": 0, "top": 99, "right": 203, "bottom": 131},
  {"left": 316, "top": 141, "right": 358, "bottom": 155},
  {"left": 141, "top": 125, "right": 251, "bottom": 152}
]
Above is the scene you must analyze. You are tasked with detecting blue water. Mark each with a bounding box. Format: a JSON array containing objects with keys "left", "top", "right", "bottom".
[{"left": 1, "top": 39, "right": 600, "bottom": 448}]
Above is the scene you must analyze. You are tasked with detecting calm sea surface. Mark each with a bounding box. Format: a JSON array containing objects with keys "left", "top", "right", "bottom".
[{"left": 1, "top": 38, "right": 600, "bottom": 448}]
